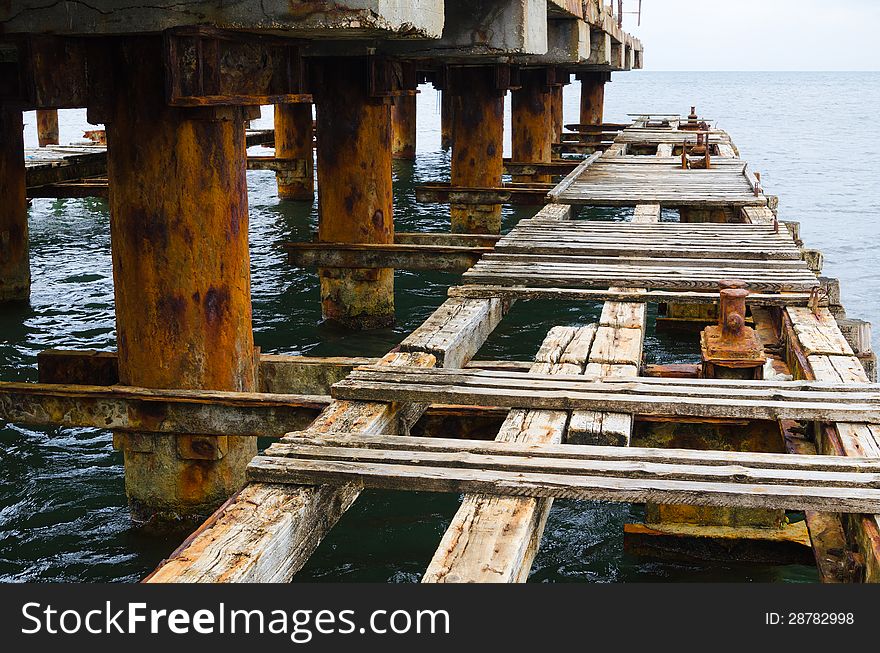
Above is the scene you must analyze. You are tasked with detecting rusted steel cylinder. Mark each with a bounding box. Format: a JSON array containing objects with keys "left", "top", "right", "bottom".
[
  {"left": 391, "top": 94, "right": 417, "bottom": 160},
  {"left": 550, "top": 84, "right": 565, "bottom": 142},
  {"left": 450, "top": 67, "right": 504, "bottom": 234},
  {"left": 719, "top": 287, "right": 749, "bottom": 336},
  {"left": 313, "top": 57, "right": 394, "bottom": 329},
  {"left": 440, "top": 90, "right": 453, "bottom": 150},
  {"left": 106, "top": 40, "right": 256, "bottom": 521},
  {"left": 36, "top": 109, "right": 59, "bottom": 146},
  {"left": 0, "top": 105, "right": 29, "bottom": 303},
  {"left": 511, "top": 68, "right": 553, "bottom": 183},
  {"left": 274, "top": 103, "right": 315, "bottom": 201},
  {"left": 577, "top": 72, "right": 606, "bottom": 126}
]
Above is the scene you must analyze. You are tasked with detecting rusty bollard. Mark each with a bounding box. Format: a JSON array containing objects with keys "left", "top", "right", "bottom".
[{"left": 700, "top": 280, "right": 766, "bottom": 379}]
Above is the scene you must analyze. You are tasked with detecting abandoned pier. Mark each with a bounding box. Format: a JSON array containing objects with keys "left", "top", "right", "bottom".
[{"left": 2, "top": 2, "right": 879, "bottom": 584}]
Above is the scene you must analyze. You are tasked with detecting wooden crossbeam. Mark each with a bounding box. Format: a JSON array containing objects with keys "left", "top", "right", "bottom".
[
  {"left": 448, "top": 285, "right": 816, "bottom": 307},
  {"left": 331, "top": 367, "right": 880, "bottom": 424},
  {"left": 248, "top": 434, "right": 880, "bottom": 514}
]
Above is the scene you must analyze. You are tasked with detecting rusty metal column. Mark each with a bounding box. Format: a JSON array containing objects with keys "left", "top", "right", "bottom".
[
  {"left": 274, "top": 103, "right": 314, "bottom": 201},
  {"left": 449, "top": 66, "right": 505, "bottom": 234},
  {"left": 313, "top": 57, "right": 394, "bottom": 329},
  {"left": 577, "top": 71, "right": 609, "bottom": 126},
  {"left": 0, "top": 106, "right": 29, "bottom": 303},
  {"left": 550, "top": 83, "right": 565, "bottom": 143},
  {"left": 440, "top": 89, "right": 453, "bottom": 150},
  {"left": 106, "top": 40, "right": 256, "bottom": 522},
  {"left": 391, "top": 94, "right": 417, "bottom": 160},
  {"left": 36, "top": 109, "right": 59, "bottom": 146},
  {"left": 511, "top": 68, "right": 553, "bottom": 183}
]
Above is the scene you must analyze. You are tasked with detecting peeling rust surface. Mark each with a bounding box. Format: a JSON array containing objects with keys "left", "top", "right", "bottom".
[
  {"left": 313, "top": 56, "right": 394, "bottom": 328},
  {"left": 511, "top": 68, "right": 553, "bottom": 183},
  {"left": 105, "top": 38, "right": 256, "bottom": 521},
  {"left": 274, "top": 102, "right": 314, "bottom": 200},
  {"left": 449, "top": 67, "right": 504, "bottom": 234}
]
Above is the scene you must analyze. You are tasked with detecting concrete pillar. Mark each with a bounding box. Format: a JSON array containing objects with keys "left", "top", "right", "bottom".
[
  {"left": 440, "top": 90, "right": 453, "bottom": 150},
  {"left": 274, "top": 103, "right": 314, "bottom": 201},
  {"left": 511, "top": 68, "right": 553, "bottom": 183},
  {"left": 314, "top": 57, "right": 394, "bottom": 329},
  {"left": 577, "top": 72, "right": 608, "bottom": 126},
  {"left": 550, "top": 84, "right": 565, "bottom": 143},
  {"left": 450, "top": 67, "right": 504, "bottom": 234},
  {"left": 36, "top": 109, "right": 59, "bottom": 146},
  {"left": 391, "top": 94, "right": 417, "bottom": 160},
  {"left": 0, "top": 105, "right": 29, "bottom": 303},
  {"left": 106, "top": 40, "right": 256, "bottom": 522}
]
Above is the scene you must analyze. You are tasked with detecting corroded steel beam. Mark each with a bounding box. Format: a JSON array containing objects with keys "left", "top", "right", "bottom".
[
  {"left": 576, "top": 71, "right": 610, "bottom": 125},
  {"left": 0, "top": 104, "right": 29, "bottom": 302},
  {"left": 313, "top": 56, "right": 395, "bottom": 329},
  {"left": 273, "top": 103, "right": 314, "bottom": 200},
  {"left": 0, "top": 382, "right": 321, "bottom": 437},
  {"left": 35, "top": 108, "right": 58, "bottom": 146},
  {"left": 391, "top": 94, "right": 417, "bottom": 160},
  {"left": 285, "top": 242, "right": 490, "bottom": 272},
  {"left": 106, "top": 38, "right": 257, "bottom": 521},
  {"left": 416, "top": 182, "right": 550, "bottom": 206},
  {"left": 448, "top": 66, "right": 505, "bottom": 234},
  {"left": 511, "top": 68, "right": 553, "bottom": 183}
]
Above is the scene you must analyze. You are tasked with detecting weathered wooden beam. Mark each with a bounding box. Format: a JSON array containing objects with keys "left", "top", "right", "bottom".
[
  {"left": 449, "top": 284, "right": 816, "bottom": 307},
  {"left": 248, "top": 434, "right": 880, "bottom": 514},
  {"left": 284, "top": 242, "right": 490, "bottom": 273},
  {"left": 332, "top": 366, "right": 880, "bottom": 424}
]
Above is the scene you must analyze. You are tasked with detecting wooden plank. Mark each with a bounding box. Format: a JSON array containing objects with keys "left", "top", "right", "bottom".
[
  {"left": 399, "top": 297, "right": 508, "bottom": 369},
  {"left": 546, "top": 151, "right": 602, "bottom": 202},
  {"left": 247, "top": 439, "right": 880, "bottom": 514},
  {"left": 784, "top": 304, "right": 880, "bottom": 581},
  {"left": 449, "top": 285, "right": 815, "bottom": 307},
  {"left": 424, "top": 325, "right": 593, "bottom": 583},
  {"left": 331, "top": 368, "right": 880, "bottom": 424}
]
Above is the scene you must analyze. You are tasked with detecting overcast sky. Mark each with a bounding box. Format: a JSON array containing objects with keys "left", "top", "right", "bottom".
[{"left": 622, "top": 0, "right": 879, "bottom": 71}]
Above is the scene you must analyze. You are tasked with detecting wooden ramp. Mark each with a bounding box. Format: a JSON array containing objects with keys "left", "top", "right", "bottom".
[{"left": 248, "top": 434, "right": 880, "bottom": 514}]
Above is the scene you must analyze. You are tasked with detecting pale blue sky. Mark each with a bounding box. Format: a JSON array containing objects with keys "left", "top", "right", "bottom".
[{"left": 623, "top": 0, "right": 880, "bottom": 71}]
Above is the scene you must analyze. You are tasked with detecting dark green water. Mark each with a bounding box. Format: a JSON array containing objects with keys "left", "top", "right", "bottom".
[{"left": 5, "top": 71, "right": 878, "bottom": 583}]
